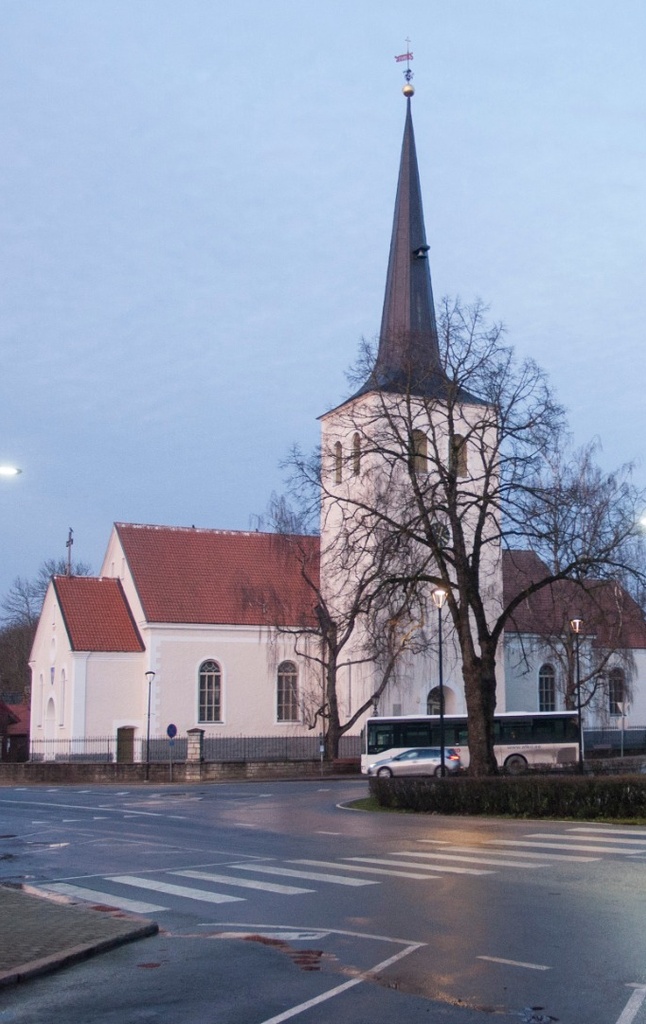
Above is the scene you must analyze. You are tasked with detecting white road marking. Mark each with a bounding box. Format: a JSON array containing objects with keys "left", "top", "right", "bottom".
[
  {"left": 292, "top": 859, "right": 440, "bottom": 880},
  {"left": 477, "top": 955, "right": 550, "bottom": 971},
  {"left": 489, "top": 839, "right": 636, "bottom": 854},
  {"left": 44, "top": 882, "right": 166, "bottom": 914},
  {"left": 355, "top": 855, "right": 492, "bottom": 876},
  {"left": 565, "top": 831, "right": 646, "bottom": 847},
  {"left": 122, "top": 810, "right": 164, "bottom": 817},
  {"left": 175, "top": 870, "right": 313, "bottom": 895},
  {"left": 616, "top": 985, "right": 646, "bottom": 1024},
  {"left": 390, "top": 850, "right": 546, "bottom": 869},
  {"left": 229, "top": 863, "right": 377, "bottom": 886},
  {"left": 257, "top": 942, "right": 424, "bottom": 1024},
  {"left": 428, "top": 844, "right": 597, "bottom": 863},
  {"left": 569, "top": 827, "right": 646, "bottom": 837},
  {"left": 316, "top": 831, "right": 342, "bottom": 835},
  {"left": 109, "top": 875, "right": 245, "bottom": 904}
]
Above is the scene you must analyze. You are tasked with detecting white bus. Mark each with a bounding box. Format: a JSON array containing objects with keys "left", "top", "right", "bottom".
[{"left": 361, "top": 711, "right": 580, "bottom": 774}]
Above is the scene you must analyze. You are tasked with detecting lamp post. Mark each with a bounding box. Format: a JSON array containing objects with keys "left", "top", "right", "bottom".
[
  {"left": 432, "top": 588, "right": 447, "bottom": 776},
  {"left": 0, "top": 465, "right": 21, "bottom": 477},
  {"left": 145, "top": 670, "right": 155, "bottom": 781},
  {"left": 569, "top": 618, "right": 584, "bottom": 772}
]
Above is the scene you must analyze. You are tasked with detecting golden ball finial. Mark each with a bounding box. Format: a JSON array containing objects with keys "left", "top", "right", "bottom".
[{"left": 402, "top": 83, "right": 415, "bottom": 97}]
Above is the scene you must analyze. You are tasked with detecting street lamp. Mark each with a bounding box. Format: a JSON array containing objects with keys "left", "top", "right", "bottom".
[
  {"left": 432, "top": 588, "right": 447, "bottom": 776},
  {"left": 145, "top": 670, "right": 156, "bottom": 780},
  {"left": 0, "top": 465, "right": 21, "bottom": 477},
  {"left": 569, "top": 617, "right": 584, "bottom": 772}
]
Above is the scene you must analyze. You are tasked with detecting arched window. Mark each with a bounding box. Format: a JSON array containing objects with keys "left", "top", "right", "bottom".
[
  {"left": 334, "top": 441, "right": 343, "bottom": 484},
  {"left": 352, "top": 433, "right": 361, "bottom": 476},
  {"left": 411, "top": 430, "right": 427, "bottom": 474},
  {"left": 59, "top": 669, "right": 66, "bottom": 726},
  {"left": 199, "top": 660, "right": 222, "bottom": 722},
  {"left": 450, "top": 434, "right": 468, "bottom": 477},
  {"left": 427, "top": 686, "right": 441, "bottom": 715},
  {"left": 608, "top": 667, "right": 625, "bottom": 716},
  {"left": 538, "top": 664, "right": 556, "bottom": 712},
  {"left": 277, "top": 661, "right": 299, "bottom": 722}
]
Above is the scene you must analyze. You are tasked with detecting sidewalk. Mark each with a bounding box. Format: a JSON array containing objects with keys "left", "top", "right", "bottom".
[{"left": 0, "top": 884, "right": 158, "bottom": 988}]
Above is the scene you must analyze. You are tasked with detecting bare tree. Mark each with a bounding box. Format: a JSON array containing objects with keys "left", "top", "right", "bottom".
[
  {"left": 261, "top": 494, "right": 435, "bottom": 759},
  {"left": 288, "top": 298, "right": 646, "bottom": 775},
  {"left": 505, "top": 553, "right": 642, "bottom": 718},
  {"left": 1, "top": 557, "right": 93, "bottom": 629}
]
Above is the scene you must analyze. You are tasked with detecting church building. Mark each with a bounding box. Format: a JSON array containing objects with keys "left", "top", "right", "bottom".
[{"left": 28, "top": 85, "right": 646, "bottom": 759}]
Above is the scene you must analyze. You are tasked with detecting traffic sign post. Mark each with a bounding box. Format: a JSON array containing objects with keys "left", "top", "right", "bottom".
[{"left": 167, "top": 724, "right": 177, "bottom": 782}]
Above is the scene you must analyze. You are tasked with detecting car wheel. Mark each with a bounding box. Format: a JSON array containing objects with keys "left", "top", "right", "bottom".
[
  {"left": 377, "top": 767, "right": 393, "bottom": 777},
  {"left": 434, "top": 764, "right": 448, "bottom": 777},
  {"left": 504, "top": 754, "right": 528, "bottom": 775}
]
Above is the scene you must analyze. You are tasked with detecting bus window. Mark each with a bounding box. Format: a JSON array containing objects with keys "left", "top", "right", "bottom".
[
  {"left": 403, "top": 726, "right": 432, "bottom": 747},
  {"left": 496, "top": 720, "right": 532, "bottom": 743},
  {"left": 369, "top": 727, "right": 394, "bottom": 754}
]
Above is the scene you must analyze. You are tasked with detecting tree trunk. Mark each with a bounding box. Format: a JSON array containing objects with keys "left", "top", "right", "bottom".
[
  {"left": 462, "top": 646, "right": 498, "bottom": 776},
  {"left": 324, "top": 656, "right": 341, "bottom": 760}
]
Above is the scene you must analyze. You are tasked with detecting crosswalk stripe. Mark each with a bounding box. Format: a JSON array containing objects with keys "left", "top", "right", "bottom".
[
  {"left": 428, "top": 844, "right": 598, "bottom": 863},
  {"left": 347, "top": 856, "right": 493, "bottom": 876},
  {"left": 174, "top": 870, "right": 313, "bottom": 895},
  {"left": 44, "top": 882, "right": 167, "bottom": 914},
  {"left": 228, "top": 863, "right": 377, "bottom": 886},
  {"left": 489, "top": 840, "right": 636, "bottom": 855},
  {"left": 531, "top": 832, "right": 646, "bottom": 847},
  {"left": 290, "top": 859, "right": 441, "bottom": 880},
  {"left": 524, "top": 835, "right": 646, "bottom": 851},
  {"left": 389, "top": 850, "right": 547, "bottom": 869},
  {"left": 108, "top": 875, "right": 245, "bottom": 904},
  {"left": 568, "top": 827, "right": 646, "bottom": 838}
]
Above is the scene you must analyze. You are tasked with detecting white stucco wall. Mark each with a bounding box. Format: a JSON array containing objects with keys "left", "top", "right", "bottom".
[{"left": 141, "top": 622, "right": 321, "bottom": 738}]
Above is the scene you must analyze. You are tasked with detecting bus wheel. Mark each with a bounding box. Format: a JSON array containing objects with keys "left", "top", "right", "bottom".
[
  {"left": 377, "top": 767, "right": 393, "bottom": 778},
  {"left": 504, "top": 754, "right": 528, "bottom": 775}
]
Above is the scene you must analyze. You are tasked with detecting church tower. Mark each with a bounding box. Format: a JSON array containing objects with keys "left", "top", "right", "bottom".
[{"left": 319, "top": 81, "right": 503, "bottom": 724}]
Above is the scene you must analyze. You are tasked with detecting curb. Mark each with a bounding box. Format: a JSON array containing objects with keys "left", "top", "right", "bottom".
[{"left": 0, "top": 885, "right": 159, "bottom": 989}]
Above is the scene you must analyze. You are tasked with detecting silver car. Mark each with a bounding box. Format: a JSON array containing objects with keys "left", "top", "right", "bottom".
[{"left": 368, "top": 746, "right": 461, "bottom": 778}]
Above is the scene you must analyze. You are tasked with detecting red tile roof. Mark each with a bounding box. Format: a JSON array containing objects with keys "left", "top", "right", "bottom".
[
  {"left": 0, "top": 700, "right": 19, "bottom": 730},
  {"left": 53, "top": 576, "right": 145, "bottom": 652},
  {"left": 503, "top": 550, "right": 646, "bottom": 649},
  {"left": 6, "top": 703, "right": 29, "bottom": 736},
  {"left": 115, "top": 524, "right": 320, "bottom": 627}
]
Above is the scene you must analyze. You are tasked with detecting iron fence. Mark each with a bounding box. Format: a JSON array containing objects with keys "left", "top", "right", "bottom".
[
  {"left": 28, "top": 729, "right": 646, "bottom": 763},
  {"left": 29, "top": 733, "right": 362, "bottom": 764}
]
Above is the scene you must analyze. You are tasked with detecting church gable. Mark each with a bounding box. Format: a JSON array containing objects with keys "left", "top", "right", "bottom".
[{"left": 503, "top": 550, "right": 646, "bottom": 650}]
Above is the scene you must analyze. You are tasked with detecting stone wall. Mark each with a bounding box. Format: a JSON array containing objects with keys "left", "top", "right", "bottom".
[{"left": 0, "top": 758, "right": 361, "bottom": 785}]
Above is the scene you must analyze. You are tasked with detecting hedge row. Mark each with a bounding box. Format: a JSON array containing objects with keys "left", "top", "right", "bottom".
[{"left": 369, "top": 773, "right": 646, "bottom": 819}]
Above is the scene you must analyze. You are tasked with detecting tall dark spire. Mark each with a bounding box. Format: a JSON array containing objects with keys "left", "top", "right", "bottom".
[{"left": 354, "top": 89, "right": 446, "bottom": 400}]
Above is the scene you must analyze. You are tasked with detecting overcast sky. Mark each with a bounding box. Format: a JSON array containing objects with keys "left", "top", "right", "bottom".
[{"left": 1, "top": 0, "right": 645, "bottom": 599}]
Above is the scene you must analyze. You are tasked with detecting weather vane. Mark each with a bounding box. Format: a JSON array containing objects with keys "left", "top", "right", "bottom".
[
  {"left": 395, "top": 38, "right": 414, "bottom": 85},
  {"left": 66, "top": 527, "right": 73, "bottom": 576}
]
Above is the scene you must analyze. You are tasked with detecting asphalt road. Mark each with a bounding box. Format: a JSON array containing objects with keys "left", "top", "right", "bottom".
[{"left": 0, "top": 778, "right": 645, "bottom": 1024}]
